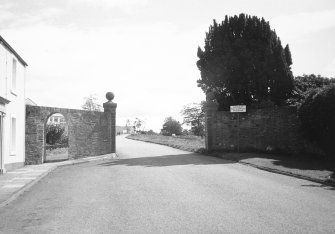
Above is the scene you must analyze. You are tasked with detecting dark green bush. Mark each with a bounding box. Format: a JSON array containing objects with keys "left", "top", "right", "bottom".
[
  {"left": 161, "top": 117, "right": 182, "bottom": 136},
  {"left": 46, "top": 124, "right": 68, "bottom": 145},
  {"left": 289, "top": 74, "right": 335, "bottom": 105},
  {"left": 298, "top": 85, "right": 335, "bottom": 154}
]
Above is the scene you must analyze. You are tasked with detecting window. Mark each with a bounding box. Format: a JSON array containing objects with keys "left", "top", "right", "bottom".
[
  {"left": 10, "top": 117, "right": 16, "bottom": 155},
  {"left": 12, "top": 59, "right": 17, "bottom": 92}
]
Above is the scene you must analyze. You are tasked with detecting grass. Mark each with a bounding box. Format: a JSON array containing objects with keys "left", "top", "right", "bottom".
[
  {"left": 126, "top": 134, "right": 205, "bottom": 153},
  {"left": 46, "top": 147, "right": 69, "bottom": 162}
]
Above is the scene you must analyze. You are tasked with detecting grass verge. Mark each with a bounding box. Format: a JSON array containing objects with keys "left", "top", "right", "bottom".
[{"left": 126, "top": 134, "right": 205, "bottom": 153}]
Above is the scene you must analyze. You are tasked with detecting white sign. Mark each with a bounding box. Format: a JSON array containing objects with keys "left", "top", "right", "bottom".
[{"left": 230, "top": 105, "right": 246, "bottom": 112}]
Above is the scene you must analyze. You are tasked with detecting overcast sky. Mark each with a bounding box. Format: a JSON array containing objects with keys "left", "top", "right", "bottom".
[{"left": 1, "top": 0, "right": 335, "bottom": 131}]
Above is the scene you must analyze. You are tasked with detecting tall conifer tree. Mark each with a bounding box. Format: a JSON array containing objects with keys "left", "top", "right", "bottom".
[{"left": 197, "top": 14, "right": 294, "bottom": 109}]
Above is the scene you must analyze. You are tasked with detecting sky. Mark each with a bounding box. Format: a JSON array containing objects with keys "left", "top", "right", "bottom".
[{"left": 1, "top": 0, "right": 335, "bottom": 131}]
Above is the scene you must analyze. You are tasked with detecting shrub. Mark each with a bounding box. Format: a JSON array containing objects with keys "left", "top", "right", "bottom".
[
  {"left": 298, "top": 85, "right": 335, "bottom": 154},
  {"left": 180, "top": 102, "right": 205, "bottom": 137},
  {"left": 289, "top": 74, "right": 335, "bottom": 105},
  {"left": 161, "top": 117, "right": 182, "bottom": 136},
  {"left": 146, "top": 130, "right": 156, "bottom": 135},
  {"left": 46, "top": 124, "right": 67, "bottom": 145}
]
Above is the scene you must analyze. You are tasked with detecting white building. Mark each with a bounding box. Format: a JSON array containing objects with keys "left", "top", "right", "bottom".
[
  {"left": 25, "top": 98, "right": 37, "bottom": 106},
  {"left": 0, "top": 35, "right": 27, "bottom": 173},
  {"left": 47, "top": 113, "right": 65, "bottom": 124}
]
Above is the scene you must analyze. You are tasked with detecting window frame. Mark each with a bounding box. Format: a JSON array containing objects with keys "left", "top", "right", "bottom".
[{"left": 11, "top": 58, "right": 17, "bottom": 94}]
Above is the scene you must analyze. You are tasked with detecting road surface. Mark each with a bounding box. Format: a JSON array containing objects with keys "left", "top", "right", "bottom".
[{"left": 0, "top": 135, "right": 334, "bottom": 233}]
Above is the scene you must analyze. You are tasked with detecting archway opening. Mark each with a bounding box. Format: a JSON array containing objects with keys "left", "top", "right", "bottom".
[{"left": 45, "top": 113, "right": 69, "bottom": 162}]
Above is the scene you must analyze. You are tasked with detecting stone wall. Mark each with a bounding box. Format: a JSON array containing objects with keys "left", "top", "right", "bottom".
[
  {"left": 25, "top": 97, "right": 116, "bottom": 164},
  {"left": 205, "top": 104, "right": 326, "bottom": 156}
]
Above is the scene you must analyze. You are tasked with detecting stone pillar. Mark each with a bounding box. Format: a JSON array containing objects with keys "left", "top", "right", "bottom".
[
  {"left": 103, "top": 92, "right": 117, "bottom": 153},
  {"left": 204, "top": 92, "right": 219, "bottom": 153},
  {"left": 25, "top": 105, "right": 44, "bottom": 165}
]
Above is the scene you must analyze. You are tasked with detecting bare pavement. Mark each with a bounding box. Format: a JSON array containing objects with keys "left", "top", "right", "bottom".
[{"left": 0, "top": 135, "right": 334, "bottom": 233}]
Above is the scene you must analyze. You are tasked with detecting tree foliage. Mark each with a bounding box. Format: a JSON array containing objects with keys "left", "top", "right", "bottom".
[
  {"left": 46, "top": 124, "right": 67, "bottom": 145},
  {"left": 298, "top": 85, "right": 335, "bottom": 155},
  {"left": 82, "top": 94, "right": 102, "bottom": 111},
  {"left": 180, "top": 102, "right": 205, "bottom": 137},
  {"left": 125, "top": 118, "right": 146, "bottom": 133},
  {"left": 289, "top": 74, "right": 335, "bottom": 105},
  {"left": 197, "top": 14, "right": 294, "bottom": 110},
  {"left": 133, "top": 118, "right": 145, "bottom": 132},
  {"left": 161, "top": 117, "right": 182, "bottom": 136}
]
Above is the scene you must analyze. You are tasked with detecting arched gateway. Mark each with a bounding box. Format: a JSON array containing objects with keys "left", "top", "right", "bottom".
[
  {"left": 25, "top": 92, "right": 117, "bottom": 165},
  {"left": 45, "top": 113, "right": 69, "bottom": 162}
]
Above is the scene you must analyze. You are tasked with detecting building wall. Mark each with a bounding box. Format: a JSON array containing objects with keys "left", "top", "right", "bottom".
[
  {"left": 26, "top": 105, "right": 116, "bottom": 165},
  {"left": 0, "top": 42, "right": 26, "bottom": 172},
  {"left": 205, "top": 105, "right": 326, "bottom": 157}
]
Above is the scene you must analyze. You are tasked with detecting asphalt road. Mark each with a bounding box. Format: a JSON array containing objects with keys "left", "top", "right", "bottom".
[{"left": 0, "top": 135, "right": 334, "bottom": 233}]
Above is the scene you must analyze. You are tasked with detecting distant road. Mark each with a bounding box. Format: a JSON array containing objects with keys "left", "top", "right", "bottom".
[{"left": 0, "top": 135, "right": 334, "bottom": 233}]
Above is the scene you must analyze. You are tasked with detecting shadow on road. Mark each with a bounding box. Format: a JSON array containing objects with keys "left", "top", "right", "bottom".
[
  {"left": 272, "top": 157, "right": 335, "bottom": 173},
  {"left": 215, "top": 152, "right": 335, "bottom": 180},
  {"left": 98, "top": 154, "right": 233, "bottom": 167},
  {"left": 271, "top": 156, "right": 335, "bottom": 186},
  {"left": 301, "top": 184, "right": 335, "bottom": 190},
  {"left": 219, "top": 153, "right": 334, "bottom": 171}
]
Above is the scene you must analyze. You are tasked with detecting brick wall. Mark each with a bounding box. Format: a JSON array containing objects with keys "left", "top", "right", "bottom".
[
  {"left": 25, "top": 104, "right": 116, "bottom": 165},
  {"left": 205, "top": 104, "right": 326, "bottom": 156}
]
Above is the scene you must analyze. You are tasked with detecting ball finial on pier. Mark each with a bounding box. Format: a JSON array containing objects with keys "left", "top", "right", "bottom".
[{"left": 106, "top": 92, "right": 114, "bottom": 102}]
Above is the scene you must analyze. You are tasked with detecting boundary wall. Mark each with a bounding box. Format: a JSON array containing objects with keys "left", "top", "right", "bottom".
[
  {"left": 205, "top": 103, "right": 325, "bottom": 156},
  {"left": 25, "top": 94, "right": 116, "bottom": 164}
]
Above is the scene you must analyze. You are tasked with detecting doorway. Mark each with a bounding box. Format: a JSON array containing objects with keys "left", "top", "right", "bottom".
[{"left": 44, "top": 113, "right": 69, "bottom": 162}]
